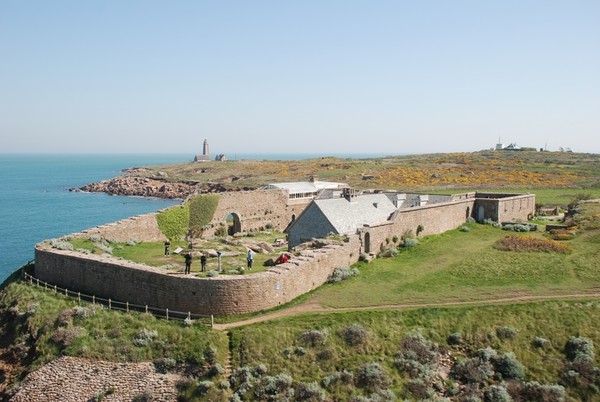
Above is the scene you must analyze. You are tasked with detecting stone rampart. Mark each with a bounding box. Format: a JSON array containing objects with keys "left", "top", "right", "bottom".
[
  {"left": 202, "top": 190, "right": 310, "bottom": 236},
  {"left": 34, "top": 235, "right": 360, "bottom": 316},
  {"left": 475, "top": 193, "right": 535, "bottom": 223},
  {"left": 360, "top": 198, "right": 476, "bottom": 254},
  {"left": 70, "top": 211, "right": 168, "bottom": 243}
]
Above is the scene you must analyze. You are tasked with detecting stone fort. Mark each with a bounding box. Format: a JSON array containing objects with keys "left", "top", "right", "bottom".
[{"left": 34, "top": 184, "right": 535, "bottom": 316}]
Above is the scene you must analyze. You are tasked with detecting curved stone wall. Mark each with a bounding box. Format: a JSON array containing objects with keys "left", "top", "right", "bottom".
[{"left": 34, "top": 236, "right": 360, "bottom": 316}]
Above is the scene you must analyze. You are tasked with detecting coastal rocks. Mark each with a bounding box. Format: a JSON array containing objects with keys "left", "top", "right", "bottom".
[
  {"left": 9, "top": 356, "right": 180, "bottom": 401},
  {"left": 77, "top": 176, "right": 192, "bottom": 199}
]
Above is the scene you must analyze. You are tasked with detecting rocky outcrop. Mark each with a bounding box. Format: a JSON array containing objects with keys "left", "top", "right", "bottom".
[
  {"left": 74, "top": 176, "right": 256, "bottom": 199},
  {"left": 76, "top": 176, "right": 192, "bottom": 199},
  {"left": 9, "top": 356, "right": 180, "bottom": 401}
]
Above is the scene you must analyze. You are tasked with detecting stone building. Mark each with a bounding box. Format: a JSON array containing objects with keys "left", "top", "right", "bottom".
[{"left": 194, "top": 139, "right": 211, "bottom": 162}]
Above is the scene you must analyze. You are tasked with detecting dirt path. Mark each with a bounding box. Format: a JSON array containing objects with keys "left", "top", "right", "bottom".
[{"left": 212, "top": 292, "right": 600, "bottom": 330}]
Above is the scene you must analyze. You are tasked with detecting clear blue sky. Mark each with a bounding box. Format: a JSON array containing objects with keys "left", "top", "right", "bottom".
[{"left": 1, "top": 1, "right": 599, "bottom": 155}]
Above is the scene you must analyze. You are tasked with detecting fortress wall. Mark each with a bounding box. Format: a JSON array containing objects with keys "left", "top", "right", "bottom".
[
  {"left": 361, "top": 199, "right": 476, "bottom": 254},
  {"left": 495, "top": 194, "right": 536, "bottom": 222},
  {"left": 203, "top": 190, "right": 310, "bottom": 236},
  {"left": 34, "top": 235, "right": 360, "bottom": 316},
  {"left": 71, "top": 212, "right": 167, "bottom": 243}
]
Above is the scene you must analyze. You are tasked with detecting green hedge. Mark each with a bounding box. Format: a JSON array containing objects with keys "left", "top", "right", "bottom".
[
  {"left": 156, "top": 204, "right": 190, "bottom": 240},
  {"left": 189, "top": 195, "right": 219, "bottom": 232}
]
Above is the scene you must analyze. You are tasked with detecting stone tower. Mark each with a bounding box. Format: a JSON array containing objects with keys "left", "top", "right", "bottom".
[{"left": 203, "top": 139, "right": 209, "bottom": 157}]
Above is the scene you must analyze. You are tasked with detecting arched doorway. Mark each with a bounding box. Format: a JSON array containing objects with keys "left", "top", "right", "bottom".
[
  {"left": 477, "top": 205, "right": 485, "bottom": 222},
  {"left": 364, "top": 232, "right": 371, "bottom": 254},
  {"left": 466, "top": 206, "right": 470, "bottom": 221},
  {"left": 227, "top": 213, "right": 242, "bottom": 235}
]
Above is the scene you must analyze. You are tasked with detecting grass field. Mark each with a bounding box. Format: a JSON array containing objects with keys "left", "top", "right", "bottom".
[{"left": 303, "top": 222, "right": 600, "bottom": 309}]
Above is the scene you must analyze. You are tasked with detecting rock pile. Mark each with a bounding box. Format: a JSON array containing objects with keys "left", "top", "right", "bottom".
[{"left": 10, "top": 356, "right": 180, "bottom": 401}]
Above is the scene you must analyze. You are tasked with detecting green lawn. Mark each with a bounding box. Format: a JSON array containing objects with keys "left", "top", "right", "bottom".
[{"left": 305, "top": 223, "right": 600, "bottom": 308}]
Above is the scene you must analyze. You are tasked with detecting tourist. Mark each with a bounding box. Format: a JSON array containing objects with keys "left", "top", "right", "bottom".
[
  {"left": 200, "top": 253, "right": 207, "bottom": 272},
  {"left": 164, "top": 240, "right": 170, "bottom": 255},
  {"left": 184, "top": 253, "right": 192, "bottom": 274},
  {"left": 247, "top": 249, "right": 254, "bottom": 269}
]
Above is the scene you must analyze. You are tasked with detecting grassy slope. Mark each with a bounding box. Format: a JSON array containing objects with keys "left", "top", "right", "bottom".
[{"left": 305, "top": 223, "right": 599, "bottom": 308}]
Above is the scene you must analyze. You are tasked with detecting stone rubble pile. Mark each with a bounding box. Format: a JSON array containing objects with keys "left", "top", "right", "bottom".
[{"left": 10, "top": 356, "right": 181, "bottom": 402}]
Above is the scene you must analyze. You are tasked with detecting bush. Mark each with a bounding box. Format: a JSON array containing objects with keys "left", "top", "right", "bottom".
[
  {"left": 133, "top": 328, "right": 158, "bottom": 347},
  {"left": 565, "top": 336, "right": 595, "bottom": 363},
  {"left": 448, "top": 332, "right": 462, "bottom": 345},
  {"left": 451, "top": 357, "right": 494, "bottom": 385},
  {"left": 406, "top": 378, "right": 434, "bottom": 399},
  {"left": 49, "top": 239, "right": 74, "bottom": 251},
  {"left": 207, "top": 269, "right": 219, "bottom": 277},
  {"left": 341, "top": 324, "right": 368, "bottom": 347},
  {"left": 328, "top": 267, "right": 359, "bottom": 283},
  {"left": 377, "top": 246, "right": 398, "bottom": 258},
  {"left": 492, "top": 352, "right": 524, "bottom": 380},
  {"left": 300, "top": 329, "right": 328, "bottom": 347},
  {"left": 295, "top": 381, "right": 326, "bottom": 401},
  {"left": 484, "top": 385, "right": 512, "bottom": 402},
  {"left": 533, "top": 337, "right": 549, "bottom": 348},
  {"left": 494, "top": 235, "right": 571, "bottom": 253},
  {"left": 402, "top": 238, "right": 419, "bottom": 248},
  {"left": 153, "top": 357, "right": 177, "bottom": 373},
  {"left": 459, "top": 225, "right": 471, "bottom": 232},
  {"left": 156, "top": 204, "right": 190, "bottom": 240},
  {"left": 254, "top": 374, "right": 293, "bottom": 400},
  {"left": 495, "top": 326, "right": 518, "bottom": 340},
  {"left": 355, "top": 362, "right": 391, "bottom": 391},
  {"left": 518, "top": 381, "right": 566, "bottom": 402}
]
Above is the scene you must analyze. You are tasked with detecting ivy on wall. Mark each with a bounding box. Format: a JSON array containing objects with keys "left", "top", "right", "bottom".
[
  {"left": 156, "top": 204, "right": 190, "bottom": 240},
  {"left": 189, "top": 194, "right": 220, "bottom": 233}
]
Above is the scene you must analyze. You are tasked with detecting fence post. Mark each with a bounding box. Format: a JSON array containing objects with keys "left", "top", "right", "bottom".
[
  {"left": 166, "top": 308, "right": 169, "bottom": 320},
  {"left": 126, "top": 302, "right": 129, "bottom": 313},
  {"left": 65, "top": 288, "right": 68, "bottom": 296},
  {"left": 53, "top": 285, "right": 57, "bottom": 293},
  {"left": 36, "top": 278, "right": 39, "bottom": 287},
  {"left": 145, "top": 305, "right": 148, "bottom": 314},
  {"left": 187, "top": 312, "right": 191, "bottom": 321},
  {"left": 211, "top": 315, "right": 214, "bottom": 328},
  {"left": 78, "top": 292, "right": 81, "bottom": 303},
  {"left": 108, "top": 299, "right": 111, "bottom": 309},
  {"left": 92, "top": 295, "right": 95, "bottom": 305}
]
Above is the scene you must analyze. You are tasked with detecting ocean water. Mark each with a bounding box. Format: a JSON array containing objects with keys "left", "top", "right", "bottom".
[{"left": 0, "top": 154, "right": 186, "bottom": 282}]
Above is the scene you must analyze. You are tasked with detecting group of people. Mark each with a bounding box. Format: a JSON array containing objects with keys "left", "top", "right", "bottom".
[{"left": 164, "top": 240, "right": 258, "bottom": 274}]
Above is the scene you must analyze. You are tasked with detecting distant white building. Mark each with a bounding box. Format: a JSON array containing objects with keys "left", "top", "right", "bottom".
[{"left": 262, "top": 177, "right": 347, "bottom": 200}]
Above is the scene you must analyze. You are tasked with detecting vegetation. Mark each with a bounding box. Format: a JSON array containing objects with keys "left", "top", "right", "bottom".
[
  {"left": 188, "top": 194, "right": 220, "bottom": 236},
  {"left": 156, "top": 204, "right": 189, "bottom": 240}
]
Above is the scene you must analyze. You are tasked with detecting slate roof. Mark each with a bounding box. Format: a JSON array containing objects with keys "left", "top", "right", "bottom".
[{"left": 313, "top": 193, "right": 397, "bottom": 234}]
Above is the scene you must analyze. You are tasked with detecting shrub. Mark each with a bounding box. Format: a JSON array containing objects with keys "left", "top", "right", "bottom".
[
  {"left": 448, "top": 332, "right": 462, "bottom": 345},
  {"left": 459, "top": 225, "right": 471, "bottom": 232},
  {"left": 377, "top": 246, "right": 398, "bottom": 258},
  {"left": 156, "top": 204, "right": 190, "bottom": 240},
  {"left": 494, "top": 235, "right": 571, "bottom": 253},
  {"left": 467, "top": 217, "right": 476, "bottom": 223},
  {"left": 402, "top": 238, "right": 419, "bottom": 248},
  {"left": 492, "top": 352, "right": 524, "bottom": 380},
  {"left": 496, "top": 326, "right": 518, "bottom": 340},
  {"left": 533, "top": 337, "right": 549, "bottom": 348},
  {"left": 133, "top": 328, "right": 158, "bottom": 347},
  {"left": 188, "top": 195, "right": 219, "bottom": 234},
  {"left": 51, "top": 326, "right": 86, "bottom": 347},
  {"left": 321, "top": 370, "right": 354, "bottom": 389},
  {"left": 300, "top": 329, "right": 329, "bottom": 347},
  {"left": 484, "top": 385, "right": 512, "bottom": 402},
  {"left": 405, "top": 378, "right": 434, "bottom": 399},
  {"left": 518, "top": 381, "right": 566, "bottom": 402},
  {"left": 328, "top": 266, "right": 359, "bottom": 283},
  {"left": 451, "top": 357, "right": 494, "bottom": 385},
  {"left": 207, "top": 270, "right": 219, "bottom": 277},
  {"left": 355, "top": 362, "right": 391, "bottom": 391},
  {"left": 316, "top": 349, "right": 333, "bottom": 361},
  {"left": 49, "top": 239, "right": 74, "bottom": 251},
  {"left": 295, "top": 381, "right": 326, "bottom": 401},
  {"left": 565, "top": 336, "right": 595, "bottom": 363},
  {"left": 153, "top": 357, "right": 177, "bottom": 373},
  {"left": 341, "top": 324, "right": 368, "bottom": 347},
  {"left": 254, "top": 374, "right": 293, "bottom": 400}
]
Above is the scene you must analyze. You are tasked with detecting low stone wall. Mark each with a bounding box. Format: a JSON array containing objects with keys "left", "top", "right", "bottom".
[
  {"left": 34, "top": 236, "right": 360, "bottom": 316},
  {"left": 10, "top": 356, "right": 180, "bottom": 402},
  {"left": 70, "top": 211, "right": 168, "bottom": 243}
]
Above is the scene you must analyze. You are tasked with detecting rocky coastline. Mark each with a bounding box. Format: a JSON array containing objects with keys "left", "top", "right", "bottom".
[{"left": 73, "top": 175, "right": 255, "bottom": 199}]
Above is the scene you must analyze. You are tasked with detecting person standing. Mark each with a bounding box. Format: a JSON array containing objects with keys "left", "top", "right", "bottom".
[
  {"left": 200, "top": 253, "right": 207, "bottom": 272},
  {"left": 164, "top": 240, "right": 171, "bottom": 255},
  {"left": 247, "top": 249, "right": 254, "bottom": 269},
  {"left": 184, "top": 252, "right": 192, "bottom": 274}
]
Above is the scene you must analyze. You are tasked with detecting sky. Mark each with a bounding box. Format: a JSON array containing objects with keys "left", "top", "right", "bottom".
[{"left": 1, "top": 1, "right": 599, "bottom": 155}]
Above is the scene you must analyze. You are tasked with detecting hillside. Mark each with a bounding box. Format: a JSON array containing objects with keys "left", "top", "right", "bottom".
[{"left": 80, "top": 151, "right": 600, "bottom": 207}]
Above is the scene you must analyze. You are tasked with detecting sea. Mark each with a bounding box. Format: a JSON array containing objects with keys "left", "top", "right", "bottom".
[{"left": 0, "top": 152, "right": 387, "bottom": 283}]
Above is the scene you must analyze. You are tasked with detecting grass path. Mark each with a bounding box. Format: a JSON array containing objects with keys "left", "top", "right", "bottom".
[{"left": 213, "top": 291, "right": 600, "bottom": 330}]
